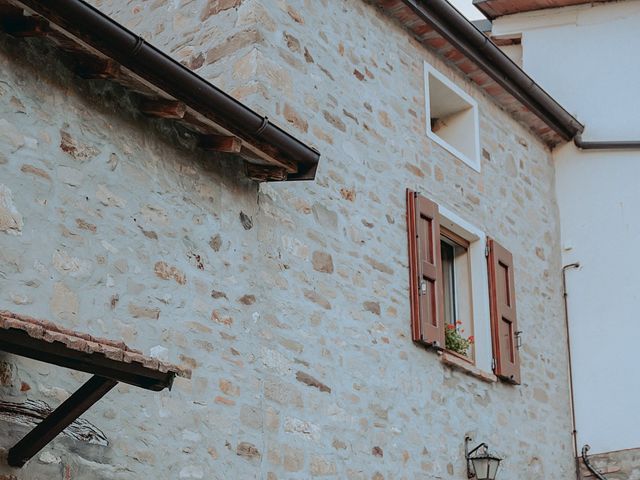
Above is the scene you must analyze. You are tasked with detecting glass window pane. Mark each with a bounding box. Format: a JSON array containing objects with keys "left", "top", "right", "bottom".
[{"left": 440, "top": 240, "right": 456, "bottom": 326}]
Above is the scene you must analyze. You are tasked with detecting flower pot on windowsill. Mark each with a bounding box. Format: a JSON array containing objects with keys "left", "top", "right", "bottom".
[{"left": 444, "top": 321, "right": 474, "bottom": 358}]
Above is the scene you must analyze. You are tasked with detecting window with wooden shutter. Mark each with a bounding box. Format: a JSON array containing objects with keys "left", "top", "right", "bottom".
[
  {"left": 406, "top": 189, "right": 445, "bottom": 349},
  {"left": 487, "top": 238, "right": 521, "bottom": 384}
]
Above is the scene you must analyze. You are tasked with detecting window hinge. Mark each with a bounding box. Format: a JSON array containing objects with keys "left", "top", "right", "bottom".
[
  {"left": 419, "top": 279, "right": 427, "bottom": 295},
  {"left": 485, "top": 241, "right": 490, "bottom": 257},
  {"left": 515, "top": 331, "right": 523, "bottom": 350},
  {"left": 491, "top": 357, "right": 496, "bottom": 372}
]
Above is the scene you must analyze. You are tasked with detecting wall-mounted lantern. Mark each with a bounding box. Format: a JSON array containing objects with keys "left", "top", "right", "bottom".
[{"left": 465, "top": 436, "right": 502, "bottom": 480}]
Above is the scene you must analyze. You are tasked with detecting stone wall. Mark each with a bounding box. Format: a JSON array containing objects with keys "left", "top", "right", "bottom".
[
  {"left": 0, "top": 1, "right": 575, "bottom": 479},
  {"left": 579, "top": 447, "right": 640, "bottom": 480},
  {"left": 87, "top": 0, "right": 267, "bottom": 106}
]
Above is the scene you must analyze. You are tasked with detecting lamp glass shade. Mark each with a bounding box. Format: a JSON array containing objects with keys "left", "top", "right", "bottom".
[
  {"left": 487, "top": 456, "right": 500, "bottom": 479},
  {"left": 470, "top": 455, "right": 501, "bottom": 480},
  {"left": 470, "top": 457, "right": 488, "bottom": 479}
]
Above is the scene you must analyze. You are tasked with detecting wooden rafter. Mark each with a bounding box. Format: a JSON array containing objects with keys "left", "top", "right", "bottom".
[
  {"left": 140, "top": 98, "right": 188, "bottom": 120},
  {"left": 198, "top": 134, "right": 242, "bottom": 153}
]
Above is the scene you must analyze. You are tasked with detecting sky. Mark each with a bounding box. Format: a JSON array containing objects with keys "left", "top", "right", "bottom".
[{"left": 448, "top": 0, "right": 486, "bottom": 20}]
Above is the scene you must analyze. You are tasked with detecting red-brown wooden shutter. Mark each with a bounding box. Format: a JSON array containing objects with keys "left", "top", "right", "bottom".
[
  {"left": 407, "top": 189, "right": 445, "bottom": 348},
  {"left": 487, "top": 238, "right": 521, "bottom": 384}
]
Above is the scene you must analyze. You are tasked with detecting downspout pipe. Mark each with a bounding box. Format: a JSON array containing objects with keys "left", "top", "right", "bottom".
[
  {"left": 14, "top": 0, "right": 320, "bottom": 179},
  {"left": 562, "top": 262, "right": 581, "bottom": 480},
  {"left": 574, "top": 134, "right": 640, "bottom": 150},
  {"left": 400, "top": 0, "right": 584, "bottom": 141}
]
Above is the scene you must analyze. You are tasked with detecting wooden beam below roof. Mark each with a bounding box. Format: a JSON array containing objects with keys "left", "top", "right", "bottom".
[
  {"left": 245, "top": 163, "right": 288, "bottom": 182},
  {"left": 74, "top": 56, "right": 121, "bottom": 80},
  {"left": 198, "top": 134, "right": 243, "bottom": 153},
  {"left": 140, "top": 98, "right": 187, "bottom": 120}
]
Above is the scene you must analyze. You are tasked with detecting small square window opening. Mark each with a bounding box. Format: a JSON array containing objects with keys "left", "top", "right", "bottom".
[{"left": 424, "top": 62, "right": 481, "bottom": 171}]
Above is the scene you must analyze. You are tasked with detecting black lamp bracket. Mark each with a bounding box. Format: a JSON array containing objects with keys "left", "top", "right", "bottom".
[{"left": 465, "top": 436, "right": 488, "bottom": 478}]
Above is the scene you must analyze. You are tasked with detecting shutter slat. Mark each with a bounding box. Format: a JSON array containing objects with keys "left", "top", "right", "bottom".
[
  {"left": 406, "top": 189, "right": 445, "bottom": 348},
  {"left": 487, "top": 238, "right": 521, "bottom": 384}
]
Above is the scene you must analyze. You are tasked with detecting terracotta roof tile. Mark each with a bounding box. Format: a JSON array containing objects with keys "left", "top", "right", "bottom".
[{"left": 0, "top": 311, "right": 191, "bottom": 379}]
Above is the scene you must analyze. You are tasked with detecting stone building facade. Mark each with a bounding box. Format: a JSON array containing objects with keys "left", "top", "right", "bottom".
[
  {"left": 0, "top": 0, "right": 577, "bottom": 478},
  {"left": 481, "top": 1, "right": 640, "bottom": 477}
]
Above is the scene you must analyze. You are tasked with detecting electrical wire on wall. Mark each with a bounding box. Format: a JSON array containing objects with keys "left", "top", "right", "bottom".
[
  {"left": 562, "top": 262, "right": 581, "bottom": 479},
  {"left": 582, "top": 445, "right": 608, "bottom": 480}
]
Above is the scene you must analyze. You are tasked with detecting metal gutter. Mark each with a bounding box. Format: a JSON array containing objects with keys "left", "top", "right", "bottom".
[
  {"left": 14, "top": 0, "right": 320, "bottom": 180},
  {"left": 401, "top": 0, "right": 584, "bottom": 141},
  {"left": 574, "top": 134, "right": 640, "bottom": 150}
]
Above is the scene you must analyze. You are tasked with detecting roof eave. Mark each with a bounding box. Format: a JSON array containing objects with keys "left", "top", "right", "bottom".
[
  {"left": 2, "top": 0, "right": 320, "bottom": 182},
  {"left": 473, "top": 0, "right": 610, "bottom": 20},
  {"left": 374, "top": 0, "right": 583, "bottom": 145}
]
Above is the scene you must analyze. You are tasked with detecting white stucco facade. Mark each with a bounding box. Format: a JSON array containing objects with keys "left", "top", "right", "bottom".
[{"left": 492, "top": 0, "right": 640, "bottom": 455}]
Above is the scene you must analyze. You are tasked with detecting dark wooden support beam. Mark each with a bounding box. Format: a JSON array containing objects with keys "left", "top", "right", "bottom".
[
  {"left": 7, "top": 375, "right": 117, "bottom": 468},
  {"left": 140, "top": 98, "right": 187, "bottom": 119},
  {"left": 74, "top": 57, "right": 120, "bottom": 80},
  {"left": 1, "top": 15, "right": 50, "bottom": 37},
  {"left": 198, "top": 134, "right": 242, "bottom": 153},
  {"left": 245, "top": 163, "right": 288, "bottom": 182},
  {"left": 180, "top": 113, "right": 300, "bottom": 174}
]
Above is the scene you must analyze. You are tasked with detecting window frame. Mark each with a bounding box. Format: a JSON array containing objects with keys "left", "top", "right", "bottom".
[
  {"left": 440, "top": 226, "right": 475, "bottom": 364},
  {"left": 424, "top": 61, "right": 481, "bottom": 172},
  {"left": 438, "top": 206, "right": 492, "bottom": 373},
  {"left": 407, "top": 190, "right": 519, "bottom": 383}
]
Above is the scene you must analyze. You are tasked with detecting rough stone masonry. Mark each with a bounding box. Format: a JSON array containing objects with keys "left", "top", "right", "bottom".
[{"left": 0, "top": 0, "right": 575, "bottom": 478}]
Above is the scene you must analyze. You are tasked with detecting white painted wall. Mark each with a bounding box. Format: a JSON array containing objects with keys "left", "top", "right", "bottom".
[
  {"left": 555, "top": 143, "right": 640, "bottom": 455},
  {"left": 493, "top": 1, "right": 640, "bottom": 140},
  {"left": 499, "top": 44, "right": 522, "bottom": 67},
  {"left": 493, "top": 0, "right": 640, "bottom": 455}
]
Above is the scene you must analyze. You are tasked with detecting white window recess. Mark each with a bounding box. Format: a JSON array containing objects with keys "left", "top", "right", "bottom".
[{"left": 424, "top": 62, "right": 481, "bottom": 172}]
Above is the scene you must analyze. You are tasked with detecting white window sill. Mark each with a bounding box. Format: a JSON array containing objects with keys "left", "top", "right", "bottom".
[
  {"left": 440, "top": 351, "right": 497, "bottom": 383},
  {"left": 427, "top": 129, "right": 481, "bottom": 172}
]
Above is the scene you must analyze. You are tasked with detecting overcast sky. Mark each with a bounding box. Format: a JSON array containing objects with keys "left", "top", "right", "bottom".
[{"left": 448, "top": 0, "right": 485, "bottom": 20}]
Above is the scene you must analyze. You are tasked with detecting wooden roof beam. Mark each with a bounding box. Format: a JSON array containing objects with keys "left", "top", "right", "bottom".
[
  {"left": 199, "top": 134, "right": 242, "bottom": 153},
  {"left": 140, "top": 98, "right": 188, "bottom": 120}
]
